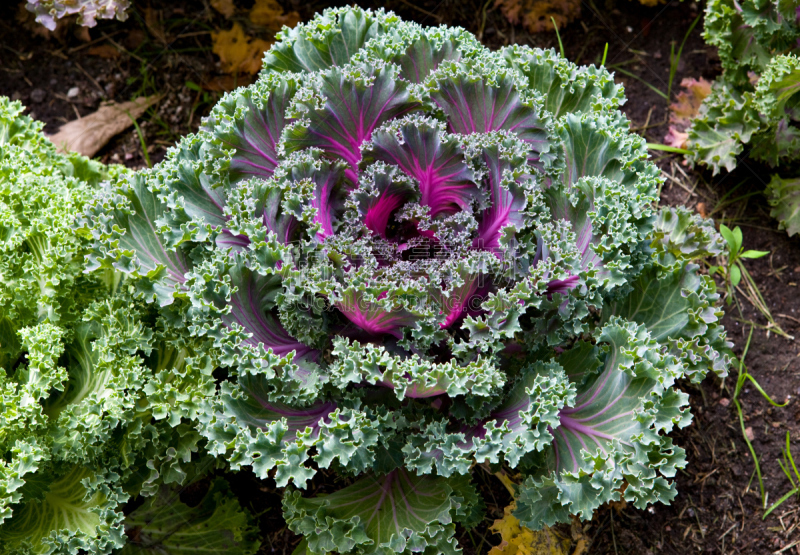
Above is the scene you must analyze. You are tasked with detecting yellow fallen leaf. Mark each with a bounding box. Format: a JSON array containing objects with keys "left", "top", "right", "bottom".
[
  {"left": 211, "top": 0, "right": 236, "bottom": 19},
  {"left": 47, "top": 96, "right": 160, "bottom": 158},
  {"left": 250, "top": 0, "right": 301, "bottom": 31},
  {"left": 488, "top": 502, "right": 571, "bottom": 555},
  {"left": 212, "top": 23, "right": 272, "bottom": 75}
]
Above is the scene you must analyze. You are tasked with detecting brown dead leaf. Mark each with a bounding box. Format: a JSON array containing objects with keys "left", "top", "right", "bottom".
[
  {"left": 211, "top": 0, "right": 236, "bottom": 18},
  {"left": 495, "top": 0, "right": 580, "bottom": 32},
  {"left": 124, "top": 29, "right": 147, "bottom": 50},
  {"left": 47, "top": 96, "right": 160, "bottom": 158},
  {"left": 88, "top": 44, "right": 121, "bottom": 59},
  {"left": 664, "top": 126, "right": 689, "bottom": 149},
  {"left": 212, "top": 23, "right": 272, "bottom": 75},
  {"left": 250, "top": 0, "right": 301, "bottom": 31},
  {"left": 74, "top": 26, "right": 91, "bottom": 43},
  {"left": 663, "top": 77, "right": 712, "bottom": 149},
  {"left": 669, "top": 77, "right": 712, "bottom": 126}
]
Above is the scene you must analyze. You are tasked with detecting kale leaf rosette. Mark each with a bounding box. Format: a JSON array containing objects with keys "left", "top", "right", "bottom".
[
  {"left": 83, "top": 7, "right": 731, "bottom": 553},
  {"left": 686, "top": 0, "right": 800, "bottom": 235}
]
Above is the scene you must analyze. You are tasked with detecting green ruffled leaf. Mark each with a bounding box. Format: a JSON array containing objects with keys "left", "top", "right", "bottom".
[
  {"left": 767, "top": 174, "right": 800, "bottom": 237},
  {"left": 119, "top": 478, "right": 259, "bottom": 555},
  {"left": 283, "top": 470, "right": 462, "bottom": 555},
  {"left": 0, "top": 467, "right": 127, "bottom": 555}
]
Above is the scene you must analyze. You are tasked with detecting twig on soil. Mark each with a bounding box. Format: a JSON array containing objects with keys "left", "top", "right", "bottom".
[
  {"left": 632, "top": 116, "right": 667, "bottom": 132},
  {"left": 74, "top": 62, "right": 105, "bottom": 96},
  {"left": 631, "top": 105, "right": 653, "bottom": 132},
  {"left": 774, "top": 539, "right": 800, "bottom": 554},
  {"left": 101, "top": 33, "right": 145, "bottom": 63},
  {"left": 68, "top": 30, "right": 124, "bottom": 53},
  {"left": 397, "top": 0, "right": 442, "bottom": 21},
  {"left": 718, "top": 522, "right": 737, "bottom": 540},
  {"left": 777, "top": 314, "right": 800, "bottom": 326}
]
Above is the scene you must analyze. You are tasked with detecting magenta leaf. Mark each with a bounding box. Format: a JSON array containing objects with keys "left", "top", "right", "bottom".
[
  {"left": 283, "top": 64, "right": 420, "bottom": 182},
  {"left": 207, "top": 78, "right": 297, "bottom": 182},
  {"left": 353, "top": 166, "right": 418, "bottom": 238},
  {"left": 225, "top": 263, "right": 315, "bottom": 359},
  {"left": 431, "top": 72, "right": 550, "bottom": 166},
  {"left": 335, "top": 286, "right": 419, "bottom": 338},
  {"left": 473, "top": 143, "right": 527, "bottom": 254},
  {"left": 364, "top": 117, "right": 479, "bottom": 218}
]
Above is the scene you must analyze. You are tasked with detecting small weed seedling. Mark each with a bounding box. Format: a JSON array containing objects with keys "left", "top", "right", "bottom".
[
  {"left": 764, "top": 431, "right": 800, "bottom": 519},
  {"left": 667, "top": 14, "right": 701, "bottom": 99},
  {"left": 711, "top": 224, "right": 790, "bottom": 338},
  {"left": 733, "top": 327, "right": 788, "bottom": 509}
]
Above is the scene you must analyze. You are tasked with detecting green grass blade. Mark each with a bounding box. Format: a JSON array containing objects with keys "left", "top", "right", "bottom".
[
  {"left": 763, "top": 487, "right": 799, "bottom": 519},
  {"left": 551, "top": 17, "right": 565, "bottom": 58},
  {"left": 611, "top": 68, "right": 668, "bottom": 99},
  {"left": 668, "top": 14, "right": 701, "bottom": 99},
  {"left": 646, "top": 143, "right": 691, "bottom": 154}
]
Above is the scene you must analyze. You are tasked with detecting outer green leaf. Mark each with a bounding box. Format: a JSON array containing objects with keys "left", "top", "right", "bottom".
[
  {"left": 283, "top": 470, "right": 461, "bottom": 555},
  {"left": 767, "top": 174, "right": 800, "bottom": 236},
  {"left": 119, "top": 478, "right": 259, "bottom": 555},
  {"left": 0, "top": 467, "right": 127, "bottom": 555}
]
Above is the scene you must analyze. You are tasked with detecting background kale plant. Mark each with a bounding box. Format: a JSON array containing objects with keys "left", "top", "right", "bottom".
[{"left": 686, "top": 0, "right": 800, "bottom": 235}]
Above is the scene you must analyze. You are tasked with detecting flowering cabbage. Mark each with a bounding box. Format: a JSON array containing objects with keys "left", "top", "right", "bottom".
[
  {"left": 78, "top": 7, "right": 731, "bottom": 553},
  {"left": 25, "top": 0, "right": 130, "bottom": 30},
  {"left": 687, "top": 0, "right": 800, "bottom": 235}
]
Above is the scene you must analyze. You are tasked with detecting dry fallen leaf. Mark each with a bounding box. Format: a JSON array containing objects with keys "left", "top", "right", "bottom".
[
  {"left": 74, "top": 26, "right": 91, "bottom": 43},
  {"left": 211, "top": 0, "right": 236, "bottom": 18},
  {"left": 669, "top": 77, "right": 712, "bottom": 126},
  {"left": 663, "top": 77, "right": 712, "bottom": 149},
  {"left": 664, "top": 126, "right": 690, "bottom": 149},
  {"left": 212, "top": 23, "right": 272, "bottom": 75},
  {"left": 47, "top": 96, "right": 160, "bottom": 158},
  {"left": 88, "top": 44, "right": 122, "bottom": 58},
  {"left": 250, "top": 0, "right": 301, "bottom": 31},
  {"left": 488, "top": 501, "right": 573, "bottom": 555}
]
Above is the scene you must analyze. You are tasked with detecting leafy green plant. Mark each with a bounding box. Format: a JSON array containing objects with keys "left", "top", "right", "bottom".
[
  {"left": 4, "top": 7, "right": 733, "bottom": 553},
  {"left": 712, "top": 224, "right": 768, "bottom": 303},
  {"left": 709, "top": 224, "right": 788, "bottom": 338},
  {"left": 764, "top": 431, "right": 800, "bottom": 519},
  {"left": 0, "top": 97, "right": 259, "bottom": 555},
  {"left": 684, "top": 0, "right": 800, "bottom": 235},
  {"left": 731, "top": 327, "right": 787, "bottom": 510}
]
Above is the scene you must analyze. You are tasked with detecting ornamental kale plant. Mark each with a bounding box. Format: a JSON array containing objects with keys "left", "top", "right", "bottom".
[
  {"left": 0, "top": 97, "right": 259, "bottom": 555},
  {"left": 686, "top": 0, "right": 800, "bottom": 235},
  {"left": 77, "top": 7, "right": 730, "bottom": 553}
]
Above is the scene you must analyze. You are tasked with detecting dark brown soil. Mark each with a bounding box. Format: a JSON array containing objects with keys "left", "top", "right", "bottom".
[{"left": 3, "top": 0, "right": 800, "bottom": 553}]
